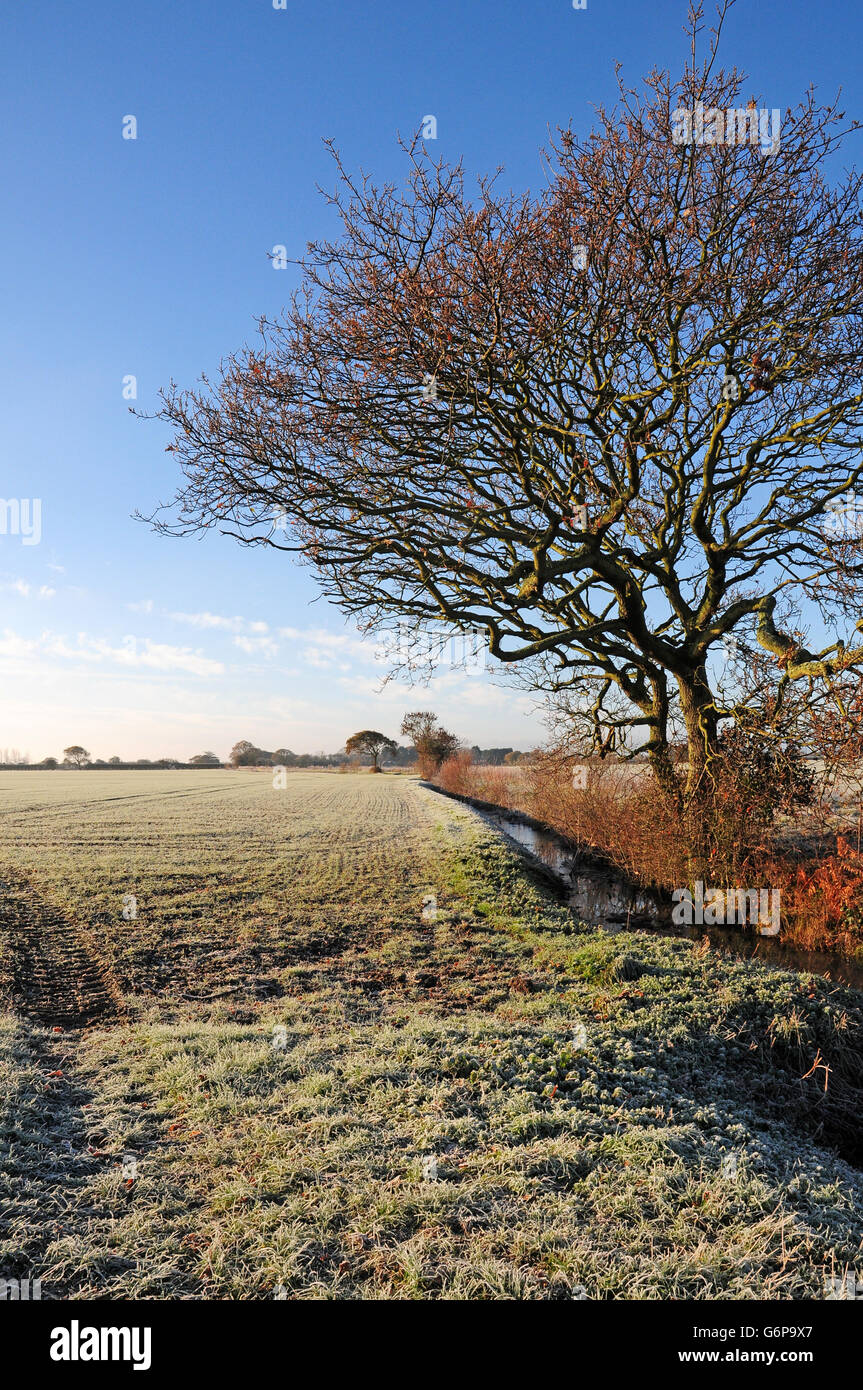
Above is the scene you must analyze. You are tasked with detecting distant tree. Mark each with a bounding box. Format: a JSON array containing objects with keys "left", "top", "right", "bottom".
[
  {"left": 41, "top": 756, "right": 58, "bottom": 769},
  {"left": 400, "top": 712, "right": 459, "bottom": 777},
  {"left": 345, "top": 729, "right": 398, "bottom": 771},
  {"left": 63, "top": 745, "right": 90, "bottom": 768},
  {"left": 190, "top": 751, "right": 221, "bottom": 766},
  {"left": 229, "top": 740, "right": 260, "bottom": 767},
  {"left": 108, "top": 756, "right": 122, "bottom": 765}
]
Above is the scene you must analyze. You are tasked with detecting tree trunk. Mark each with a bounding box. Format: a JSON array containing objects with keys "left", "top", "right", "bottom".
[
  {"left": 677, "top": 668, "right": 719, "bottom": 799},
  {"left": 642, "top": 680, "right": 682, "bottom": 808},
  {"left": 649, "top": 745, "right": 682, "bottom": 808}
]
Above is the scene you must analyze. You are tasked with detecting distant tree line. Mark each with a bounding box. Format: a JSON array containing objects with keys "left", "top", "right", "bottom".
[
  {"left": 228, "top": 738, "right": 416, "bottom": 769},
  {"left": 0, "top": 748, "right": 29, "bottom": 765},
  {"left": 0, "top": 745, "right": 225, "bottom": 770},
  {"left": 2, "top": 721, "right": 526, "bottom": 772},
  {"left": 469, "top": 746, "right": 528, "bottom": 766},
  {"left": 228, "top": 740, "right": 347, "bottom": 768}
]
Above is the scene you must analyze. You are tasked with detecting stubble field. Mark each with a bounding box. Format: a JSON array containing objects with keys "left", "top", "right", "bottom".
[{"left": 0, "top": 770, "right": 861, "bottom": 1300}]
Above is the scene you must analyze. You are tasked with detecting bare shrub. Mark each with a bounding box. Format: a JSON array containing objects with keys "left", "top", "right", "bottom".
[{"left": 435, "top": 751, "right": 475, "bottom": 796}]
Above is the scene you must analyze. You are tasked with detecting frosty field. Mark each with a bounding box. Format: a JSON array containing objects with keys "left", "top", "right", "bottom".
[{"left": 0, "top": 770, "right": 861, "bottom": 1300}]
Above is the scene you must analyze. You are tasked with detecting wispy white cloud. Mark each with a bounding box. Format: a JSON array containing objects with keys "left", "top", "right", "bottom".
[
  {"left": 233, "top": 634, "right": 278, "bottom": 657},
  {"left": 0, "top": 628, "right": 37, "bottom": 657},
  {"left": 278, "top": 624, "right": 377, "bottom": 665},
  {"left": 303, "top": 647, "right": 350, "bottom": 670},
  {"left": 127, "top": 598, "right": 154, "bottom": 614},
  {"left": 168, "top": 610, "right": 243, "bottom": 631},
  {"left": 336, "top": 672, "right": 439, "bottom": 701},
  {"left": 4, "top": 630, "right": 226, "bottom": 677},
  {"left": 2, "top": 580, "right": 56, "bottom": 599}
]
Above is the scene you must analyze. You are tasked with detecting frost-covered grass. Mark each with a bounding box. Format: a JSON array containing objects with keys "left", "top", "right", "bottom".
[{"left": 0, "top": 772, "right": 861, "bottom": 1299}]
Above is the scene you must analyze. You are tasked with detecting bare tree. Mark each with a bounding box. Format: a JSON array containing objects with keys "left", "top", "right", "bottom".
[{"left": 147, "top": 2, "right": 863, "bottom": 807}]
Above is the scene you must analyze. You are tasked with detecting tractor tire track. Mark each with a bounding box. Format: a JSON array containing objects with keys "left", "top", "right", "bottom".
[{"left": 0, "top": 875, "right": 124, "bottom": 1027}]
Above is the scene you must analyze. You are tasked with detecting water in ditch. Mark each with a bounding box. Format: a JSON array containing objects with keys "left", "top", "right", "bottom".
[{"left": 482, "top": 808, "right": 863, "bottom": 991}]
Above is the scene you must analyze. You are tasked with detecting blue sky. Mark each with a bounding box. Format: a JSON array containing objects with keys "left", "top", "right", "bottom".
[{"left": 0, "top": 0, "right": 858, "bottom": 761}]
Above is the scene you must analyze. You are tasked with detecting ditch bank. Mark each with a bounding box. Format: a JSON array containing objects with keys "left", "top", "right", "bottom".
[{"left": 423, "top": 782, "right": 863, "bottom": 993}]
